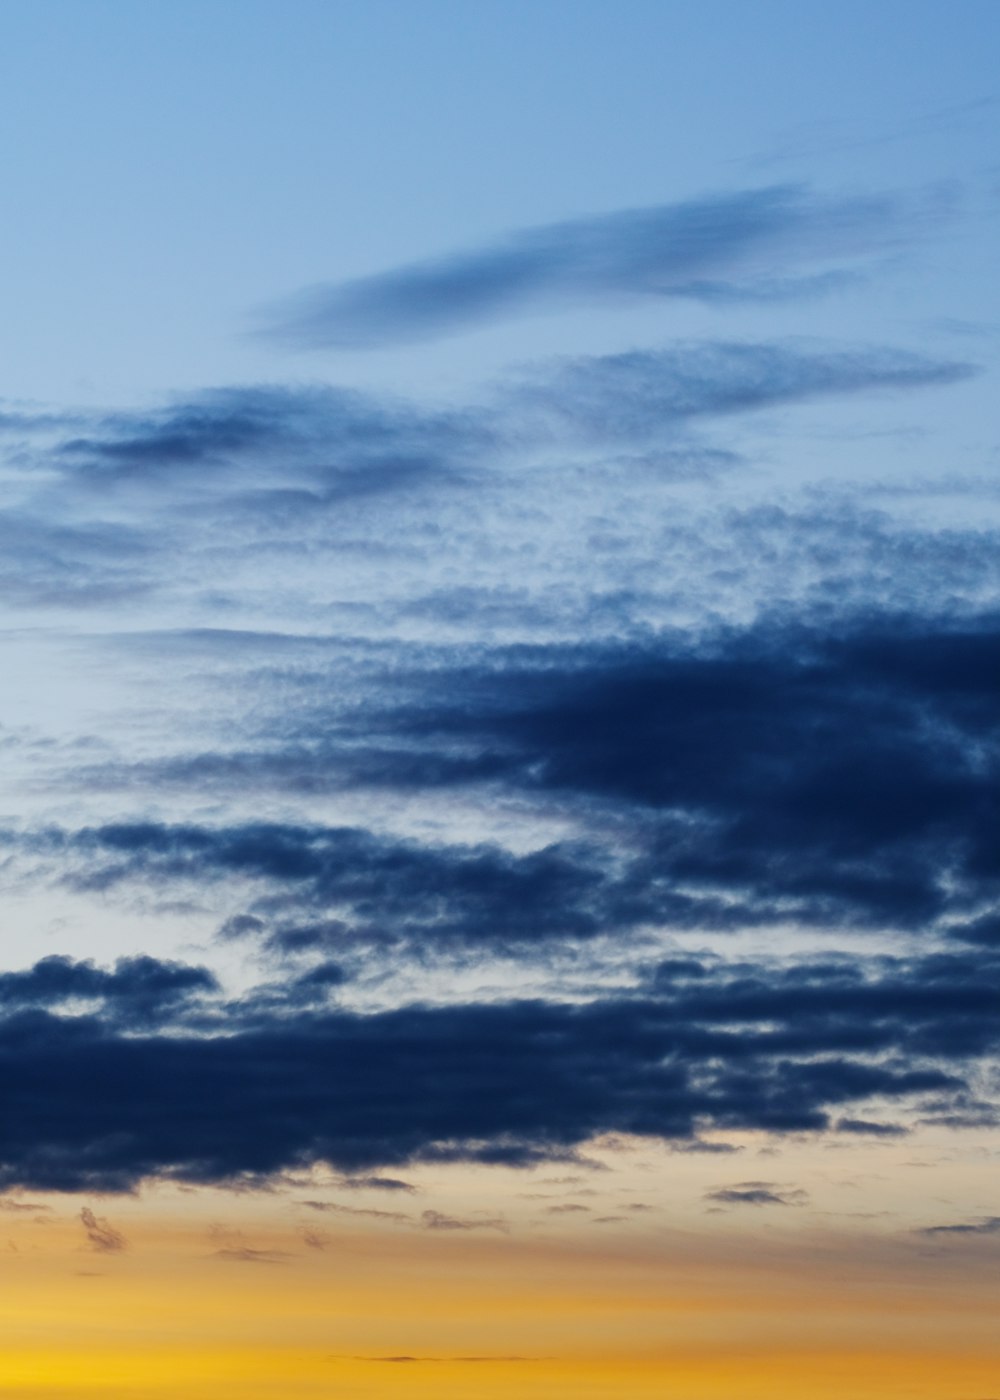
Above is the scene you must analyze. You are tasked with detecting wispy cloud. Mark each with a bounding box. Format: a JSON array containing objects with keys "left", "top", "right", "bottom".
[
  {"left": 80, "top": 1206, "right": 126, "bottom": 1252},
  {"left": 0, "top": 330, "right": 972, "bottom": 635},
  {"left": 920, "top": 1216, "right": 1000, "bottom": 1237},
  {"left": 705, "top": 1182, "right": 808, "bottom": 1207},
  {"left": 421, "top": 1210, "right": 508, "bottom": 1233},
  {"left": 256, "top": 185, "right": 938, "bottom": 349},
  {"left": 504, "top": 341, "right": 972, "bottom": 441},
  {"left": 211, "top": 1247, "right": 290, "bottom": 1264},
  {"left": 300, "top": 1201, "right": 411, "bottom": 1225}
]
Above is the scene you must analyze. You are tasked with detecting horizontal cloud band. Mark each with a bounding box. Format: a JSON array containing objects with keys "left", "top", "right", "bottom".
[
  {"left": 0, "top": 962, "right": 982, "bottom": 1192},
  {"left": 256, "top": 184, "right": 941, "bottom": 348},
  {"left": 42, "top": 611, "right": 997, "bottom": 942}
]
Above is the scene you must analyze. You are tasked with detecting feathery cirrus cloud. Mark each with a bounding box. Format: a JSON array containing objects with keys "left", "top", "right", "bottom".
[{"left": 255, "top": 184, "right": 948, "bottom": 349}]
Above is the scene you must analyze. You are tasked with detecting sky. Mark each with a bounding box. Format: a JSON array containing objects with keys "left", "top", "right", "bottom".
[{"left": 1, "top": 2, "right": 999, "bottom": 1397}]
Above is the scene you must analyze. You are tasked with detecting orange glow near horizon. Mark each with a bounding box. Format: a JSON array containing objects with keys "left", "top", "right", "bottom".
[
  {"left": 3, "top": 1151, "right": 999, "bottom": 1400},
  {"left": 2, "top": 1337, "right": 999, "bottom": 1400}
]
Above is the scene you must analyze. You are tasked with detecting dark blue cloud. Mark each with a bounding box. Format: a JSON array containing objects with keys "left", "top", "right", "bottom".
[
  {"left": 948, "top": 912, "right": 1000, "bottom": 947},
  {"left": 364, "top": 615, "right": 1000, "bottom": 930},
  {"left": 41, "top": 608, "right": 999, "bottom": 942},
  {"left": 0, "top": 953, "right": 978, "bottom": 1192},
  {"left": 256, "top": 185, "right": 927, "bottom": 349},
  {"left": 39, "top": 820, "right": 658, "bottom": 951},
  {"left": 0, "top": 955, "right": 218, "bottom": 1027}
]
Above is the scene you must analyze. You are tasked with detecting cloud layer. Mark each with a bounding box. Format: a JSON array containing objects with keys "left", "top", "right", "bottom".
[{"left": 1, "top": 181, "right": 996, "bottom": 1201}]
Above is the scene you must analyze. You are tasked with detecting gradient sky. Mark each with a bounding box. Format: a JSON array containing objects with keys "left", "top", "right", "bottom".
[{"left": 1, "top": 3, "right": 999, "bottom": 1397}]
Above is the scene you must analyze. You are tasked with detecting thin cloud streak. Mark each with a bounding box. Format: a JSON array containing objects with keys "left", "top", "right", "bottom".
[{"left": 255, "top": 184, "right": 945, "bottom": 349}]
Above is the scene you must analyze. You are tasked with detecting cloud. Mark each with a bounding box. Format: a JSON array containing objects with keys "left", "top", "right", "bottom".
[
  {"left": 504, "top": 341, "right": 972, "bottom": 442},
  {"left": 670, "top": 1142, "right": 743, "bottom": 1155},
  {"left": 211, "top": 1247, "right": 290, "bottom": 1264},
  {"left": 0, "top": 404, "right": 85, "bottom": 435},
  {"left": 0, "top": 334, "right": 970, "bottom": 642},
  {"left": 0, "top": 955, "right": 218, "bottom": 1027},
  {"left": 300, "top": 1201, "right": 411, "bottom": 1225},
  {"left": 421, "top": 1210, "right": 508, "bottom": 1233},
  {"left": 79, "top": 1206, "right": 126, "bottom": 1252},
  {"left": 920, "top": 1216, "right": 1000, "bottom": 1237},
  {"left": 835, "top": 1118, "right": 909, "bottom": 1137},
  {"left": 54, "top": 607, "right": 993, "bottom": 949},
  {"left": 354, "top": 614, "right": 999, "bottom": 932},
  {"left": 335, "top": 1174, "right": 417, "bottom": 1193},
  {"left": 25, "top": 599, "right": 999, "bottom": 952},
  {"left": 0, "top": 366, "right": 996, "bottom": 1200},
  {"left": 948, "top": 913, "right": 1000, "bottom": 948},
  {"left": 0, "top": 599, "right": 993, "bottom": 1203},
  {"left": 705, "top": 1182, "right": 808, "bottom": 1207},
  {"left": 53, "top": 384, "right": 488, "bottom": 496},
  {"left": 29, "top": 340, "right": 966, "bottom": 513},
  {"left": 256, "top": 185, "right": 933, "bottom": 349},
  {"left": 0, "top": 512, "right": 155, "bottom": 608},
  {"left": 38, "top": 820, "right": 658, "bottom": 953},
  {"left": 0, "top": 956, "right": 978, "bottom": 1194}
]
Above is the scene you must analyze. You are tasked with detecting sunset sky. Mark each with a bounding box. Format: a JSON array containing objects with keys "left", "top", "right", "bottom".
[{"left": 1, "top": 3, "right": 999, "bottom": 1397}]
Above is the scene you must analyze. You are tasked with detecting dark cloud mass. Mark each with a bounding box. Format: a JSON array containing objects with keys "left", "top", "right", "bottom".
[
  {"left": 6, "top": 604, "right": 993, "bottom": 1190},
  {"left": 364, "top": 615, "right": 1000, "bottom": 931},
  {"left": 0, "top": 956, "right": 218, "bottom": 1026},
  {"left": 0, "top": 934, "right": 992, "bottom": 1191},
  {"left": 3, "top": 609, "right": 996, "bottom": 1192},
  {"left": 258, "top": 184, "right": 931, "bottom": 348},
  {"left": 59, "top": 610, "right": 996, "bottom": 943}
]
